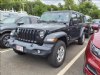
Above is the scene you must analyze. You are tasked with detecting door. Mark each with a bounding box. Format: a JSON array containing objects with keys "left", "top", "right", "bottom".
[
  {"left": 75, "top": 13, "right": 83, "bottom": 37},
  {"left": 69, "top": 12, "right": 79, "bottom": 40}
]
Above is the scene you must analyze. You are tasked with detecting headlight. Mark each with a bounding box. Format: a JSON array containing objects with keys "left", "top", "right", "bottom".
[
  {"left": 39, "top": 30, "right": 45, "bottom": 38},
  {"left": 90, "top": 42, "right": 100, "bottom": 58},
  {"left": 35, "top": 30, "right": 46, "bottom": 45}
]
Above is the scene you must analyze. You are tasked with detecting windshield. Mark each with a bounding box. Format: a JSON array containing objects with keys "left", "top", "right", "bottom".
[
  {"left": 92, "top": 19, "right": 100, "bottom": 24},
  {"left": 40, "top": 12, "right": 69, "bottom": 22},
  {"left": 0, "top": 17, "right": 18, "bottom": 24}
]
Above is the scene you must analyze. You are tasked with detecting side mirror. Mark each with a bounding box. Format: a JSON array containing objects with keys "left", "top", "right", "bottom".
[{"left": 17, "top": 22, "right": 24, "bottom": 25}]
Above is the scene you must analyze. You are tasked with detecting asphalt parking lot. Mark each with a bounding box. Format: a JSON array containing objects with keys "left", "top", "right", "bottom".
[{"left": 0, "top": 38, "right": 89, "bottom": 75}]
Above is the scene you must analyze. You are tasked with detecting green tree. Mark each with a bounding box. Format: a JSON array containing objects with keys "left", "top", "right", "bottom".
[
  {"left": 91, "top": 10, "right": 100, "bottom": 19},
  {"left": 32, "top": 0, "right": 48, "bottom": 16},
  {"left": 64, "top": 0, "right": 79, "bottom": 11},
  {"left": 58, "top": 3, "right": 64, "bottom": 10},
  {"left": 0, "top": 0, "right": 100, "bottom": 18},
  {"left": 0, "top": 0, "right": 12, "bottom": 3},
  {"left": 64, "top": 0, "right": 74, "bottom": 10},
  {"left": 78, "top": 2, "right": 100, "bottom": 18}
]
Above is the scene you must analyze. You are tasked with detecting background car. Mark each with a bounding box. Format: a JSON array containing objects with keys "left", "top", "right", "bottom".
[
  {"left": 84, "top": 25, "right": 100, "bottom": 75},
  {"left": 0, "top": 10, "right": 28, "bottom": 21},
  {"left": 0, "top": 15, "right": 40, "bottom": 48},
  {"left": 92, "top": 19, "right": 100, "bottom": 31}
]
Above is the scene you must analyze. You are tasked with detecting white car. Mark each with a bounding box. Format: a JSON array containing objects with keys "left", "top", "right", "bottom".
[{"left": 0, "top": 10, "right": 28, "bottom": 21}]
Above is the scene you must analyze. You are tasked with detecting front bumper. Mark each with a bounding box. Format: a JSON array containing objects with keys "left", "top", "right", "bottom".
[
  {"left": 84, "top": 64, "right": 98, "bottom": 75},
  {"left": 8, "top": 38, "right": 54, "bottom": 56},
  {"left": 84, "top": 47, "right": 100, "bottom": 75}
]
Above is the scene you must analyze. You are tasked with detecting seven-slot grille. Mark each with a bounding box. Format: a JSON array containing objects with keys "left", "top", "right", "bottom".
[{"left": 16, "top": 28, "right": 35, "bottom": 43}]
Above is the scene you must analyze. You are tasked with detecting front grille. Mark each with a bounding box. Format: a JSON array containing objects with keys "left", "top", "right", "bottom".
[
  {"left": 16, "top": 28, "right": 35, "bottom": 43},
  {"left": 86, "top": 64, "right": 97, "bottom": 75}
]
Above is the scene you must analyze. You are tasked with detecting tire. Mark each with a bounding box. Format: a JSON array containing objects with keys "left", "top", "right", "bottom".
[
  {"left": 13, "top": 49, "right": 25, "bottom": 55},
  {"left": 78, "top": 33, "right": 85, "bottom": 45},
  {"left": 0, "top": 33, "right": 10, "bottom": 48},
  {"left": 48, "top": 40, "right": 66, "bottom": 68}
]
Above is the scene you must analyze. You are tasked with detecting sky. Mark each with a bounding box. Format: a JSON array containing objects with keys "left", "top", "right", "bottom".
[
  {"left": 28, "top": 0, "right": 100, "bottom": 9},
  {"left": 41, "top": 0, "right": 65, "bottom": 5},
  {"left": 92, "top": 0, "right": 100, "bottom": 9}
]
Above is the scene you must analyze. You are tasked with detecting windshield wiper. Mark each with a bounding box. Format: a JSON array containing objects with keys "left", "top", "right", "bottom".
[
  {"left": 48, "top": 20, "right": 58, "bottom": 23},
  {"left": 38, "top": 20, "right": 58, "bottom": 23},
  {"left": 48, "top": 20, "right": 67, "bottom": 24},
  {"left": 38, "top": 20, "right": 66, "bottom": 24},
  {"left": 38, "top": 20, "right": 47, "bottom": 23}
]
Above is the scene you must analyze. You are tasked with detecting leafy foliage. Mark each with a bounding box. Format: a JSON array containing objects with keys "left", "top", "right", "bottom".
[
  {"left": 0, "top": 0, "right": 100, "bottom": 18},
  {"left": 78, "top": 2, "right": 100, "bottom": 19}
]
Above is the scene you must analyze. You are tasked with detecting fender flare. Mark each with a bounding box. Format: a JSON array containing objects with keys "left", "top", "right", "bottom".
[
  {"left": 0, "top": 29, "right": 12, "bottom": 34},
  {"left": 44, "top": 31, "right": 68, "bottom": 42}
]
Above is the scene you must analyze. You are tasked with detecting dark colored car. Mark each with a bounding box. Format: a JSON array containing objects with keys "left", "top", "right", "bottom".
[
  {"left": 9, "top": 10, "right": 85, "bottom": 67},
  {"left": 92, "top": 19, "right": 100, "bottom": 25},
  {"left": 84, "top": 26, "right": 100, "bottom": 75},
  {"left": 92, "top": 19, "right": 100, "bottom": 31},
  {"left": 0, "top": 15, "right": 39, "bottom": 48},
  {"left": 0, "top": 10, "right": 28, "bottom": 21}
]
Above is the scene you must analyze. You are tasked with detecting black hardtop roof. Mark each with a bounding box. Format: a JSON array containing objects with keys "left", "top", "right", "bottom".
[{"left": 44, "top": 10, "right": 84, "bottom": 15}]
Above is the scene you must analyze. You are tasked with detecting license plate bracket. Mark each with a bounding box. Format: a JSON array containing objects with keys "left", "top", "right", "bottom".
[{"left": 16, "top": 45, "right": 23, "bottom": 52}]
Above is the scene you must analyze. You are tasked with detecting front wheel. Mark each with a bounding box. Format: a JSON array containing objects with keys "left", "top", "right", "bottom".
[
  {"left": 48, "top": 40, "right": 66, "bottom": 68},
  {"left": 78, "top": 33, "right": 85, "bottom": 45},
  {"left": 0, "top": 33, "right": 10, "bottom": 48}
]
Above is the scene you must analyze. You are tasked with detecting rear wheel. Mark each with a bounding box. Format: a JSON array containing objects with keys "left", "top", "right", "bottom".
[
  {"left": 48, "top": 40, "right": 66, "bottom": 68},
  {"left": 78, "top": 33, "right": 85, "bottom": 45},
  {"left": 13, "top": 49, "right": 25, "bottom": 55},
  {"left": 0, "top": 33, "right": 10, "bottom": 48}
]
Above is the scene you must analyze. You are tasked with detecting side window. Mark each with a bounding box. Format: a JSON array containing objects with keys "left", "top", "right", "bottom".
[
  {"left": 16, "top": 17, "right": 30, "bottom": 24},
  {"left": 77, "top": 14, "right": 83, "bottom": 23},
  {"left": 82, "top": 16, "right": 85, "bottom": 23},
  {"left": 71, "top": 13, "right": 77, "bottom": 19},
  {"left": 70, "top": 13, "right": 77, "bottom": 25}
]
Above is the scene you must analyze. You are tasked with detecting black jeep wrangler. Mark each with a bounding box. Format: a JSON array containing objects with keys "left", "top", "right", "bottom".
[{"left": 9, "top": 10, "right": 85, "bottom": 67}]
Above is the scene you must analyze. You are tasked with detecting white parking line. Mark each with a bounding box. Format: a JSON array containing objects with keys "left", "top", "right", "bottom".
[
  {"left": 57, "top": 47, "right": 86, "bottom": 75},
  {"left": 0, "top": 49, "right": 13, "bottom": 53}
]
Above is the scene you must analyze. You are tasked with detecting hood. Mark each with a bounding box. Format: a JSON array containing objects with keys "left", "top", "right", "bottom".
[
  {"left": 18, "top": 23, "right": 66, "bottom": 31},
  {"left": 0, "top": 23, "right": 15, "bottom": 27},
  {"left": 92, "top": 30, "right": 100, "bottom": 48},
  {"left": 0, "top": 23, "right": 16, "bottom": 30}
]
